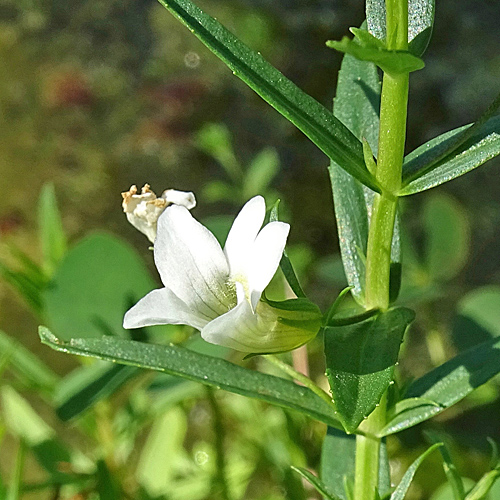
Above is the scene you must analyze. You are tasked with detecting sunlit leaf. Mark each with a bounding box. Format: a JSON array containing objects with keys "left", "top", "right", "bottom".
[
  {"left": 39, "top": 327, "right": 342, "bottom": 429},
  {"left": 400, "top": 116, "right": 500, "bottom": 196},
  {"left": 465, "top": 470, "right": 500, "bottom": 500},
  {"left": 156, "top": 0, "right": 381, "bottom": 192},
  {"left": 380, "top": 336, "right": 500, "bottom": 436}
]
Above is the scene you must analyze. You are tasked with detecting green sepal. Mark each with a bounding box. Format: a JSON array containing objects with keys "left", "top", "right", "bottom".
[
  {"left": 291, "top": 466, "right": 341, "bottom": 500},
  {"left": 323, "top": 307, "right": 415, "bottom": 432},
  {"left": 326, "top": 31, "right": 425, "bottom": 75},
  {"left": 425, "top": 430, "right": 465, "bottom": 500},
  {"left": 269, "top": 200, "right": 306, "bottom": 298}
]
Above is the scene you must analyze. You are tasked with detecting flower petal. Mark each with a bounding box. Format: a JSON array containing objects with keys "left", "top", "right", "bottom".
[
  {"left": 224, "top": 196, "right": 266, "bottom": 277},
  {"left": 161, "top": 189, "right": 196, "bottom": 209},
  {"left": 248, "top": 221, "right": 290, "bottom": 309},
  {"left": 154, "top": 205, "right": 236, "bottom": 321},
  {"left": 200, "top": 300, "right": 261, "bottom": 351},
  {"left": 200, "top": 298, "right": 319, "bottom": 353},
  {"left": 123, "top": 287, "right": 208, "bottom": 330}
]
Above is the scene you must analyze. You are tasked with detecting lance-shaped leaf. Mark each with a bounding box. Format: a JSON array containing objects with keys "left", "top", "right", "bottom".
[
  {"left": 425, "top": 431, "right": 465, "bottom": 500},
  {"left": 324, "top": 307, "right": 415, "bottom": 432},
  {"left": 329, "top": 42, "right": 380, "bottom": 304},
  {"left": 366, "top": 0, "right": 435, "bottom": 57},
  {"left": 465, "top": 470, "right": 500, "bottom": 500},
  {"left": 1, "top": 386, "right": 73, "bottom": 481},
  {"left": 55, "top": 363, "right": 140, "bottom": 421},
  {"left": 390, "top": 443, "right": 442, "bottom": 500},
  {"left": 156, "top": 0, "right": 380, "bottom": 192},
  {"left": 400, "top": 115, "right": 500, "bottom": 196},
  {"left": 39, "top": 327, "right": 342, "bottom": 429},
  {"left": 380, "top": 335, "right": 500, "bottom": 436},
  {"left": 38, "top": 182, "right": 67, "bottom": 276}
]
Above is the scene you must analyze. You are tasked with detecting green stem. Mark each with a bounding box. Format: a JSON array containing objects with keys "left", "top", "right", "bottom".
[
  {"left": 356, "top": 0, "right": 409, "bottom": 498},
  {"left": 354, "top": 393, "right": 387, "bottom": 500}
]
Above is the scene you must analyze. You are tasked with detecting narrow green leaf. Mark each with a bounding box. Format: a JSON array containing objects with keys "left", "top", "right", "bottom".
[
  {"left": 1, "top": 386, "right": 72, "bottom": 479},
  {"left": 329, "top": 43, "right": 380, "bottom": 304},
  {"left": 390, "top": 443, "right": 443, "bottom": 500},
  {"left": 269, "top": 202, "right": 306, "bottom": 298},
  {"left": 38, "top": 183, "right": 67, "bottom": 276},
  {"left": 243, "top": 147, "right": 280, "bottom": 199},
  {"left": 327, "top": 38, "right": 424, "bottom": 75},
  {"left": 423, "top": 194, "right": 469, "bottom": 281},
  {"left": 324, "top": 307, "right": 415, "bottom": 431},
  {"left": 320, "top": 428, "right": 356, "bottom": 500},
  {"left": 380, "top": 336, "right": 500, "bottom": 436},
  {"left": 400, "top": 115, "right": 500, "bottom": 196},
  {"left": 367, "top": 0, "right": 435, "bottom": 56},
  {"left": 55, "top": 363, "right": 139, "bottom": 420},
  {"left": 291, "top": 466, "right": 341, "bottom": 500},
  {"left": 156, "top": 0, "right": 380, "bottom": 192},
  {"left": 136, "top": 407, "right": 189, "bottom": 497},
  {"left": 6, "top": 441, "right": 25, "bottom": 500},
  {"left": 195, "top": 122, "right": 242, "bottom": 182},
  {"left": 0, "top": 261, "right": 44, "bottom": 313},
  {"left": 96, "top": 460, "right": 121, "bottom": 500},
  {"left": 465, "top": 470, "right": 500, "bottom": 500},
  {"left": 39, "top": 327, "right": 342, "bottom": 429},
  {"left": 44, "top": 233, "right": 155, "bottom": 340},
  {"left": 7, "top": 244, "right": 47, "bottom": 287},
  {"left": 0, "top": 330, "right": 58, "bottom": 392},
  {"left": 425, "top": 431, "right": 465, "bottom": 500}
]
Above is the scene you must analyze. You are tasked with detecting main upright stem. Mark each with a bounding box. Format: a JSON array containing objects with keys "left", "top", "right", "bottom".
[{"left": 354, "top": 0, "right": 409, "bottom": 498}]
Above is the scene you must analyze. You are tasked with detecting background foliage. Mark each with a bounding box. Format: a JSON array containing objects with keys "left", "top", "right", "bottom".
[{"left": 1, "top": 0, "right": 500, "bottom": 498}]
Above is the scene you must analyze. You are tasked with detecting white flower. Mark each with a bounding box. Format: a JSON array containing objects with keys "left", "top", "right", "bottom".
[
  {"left": 122, "top": 184, "right": 196, "bottom": 243},
  {"left": 123, "top": 196, "right": 319, "bottom": 353}
]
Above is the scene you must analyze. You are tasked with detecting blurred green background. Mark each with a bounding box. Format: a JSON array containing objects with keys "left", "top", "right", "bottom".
[{"left": 1, "top": 0, "right": 500, "bottom": 498}]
